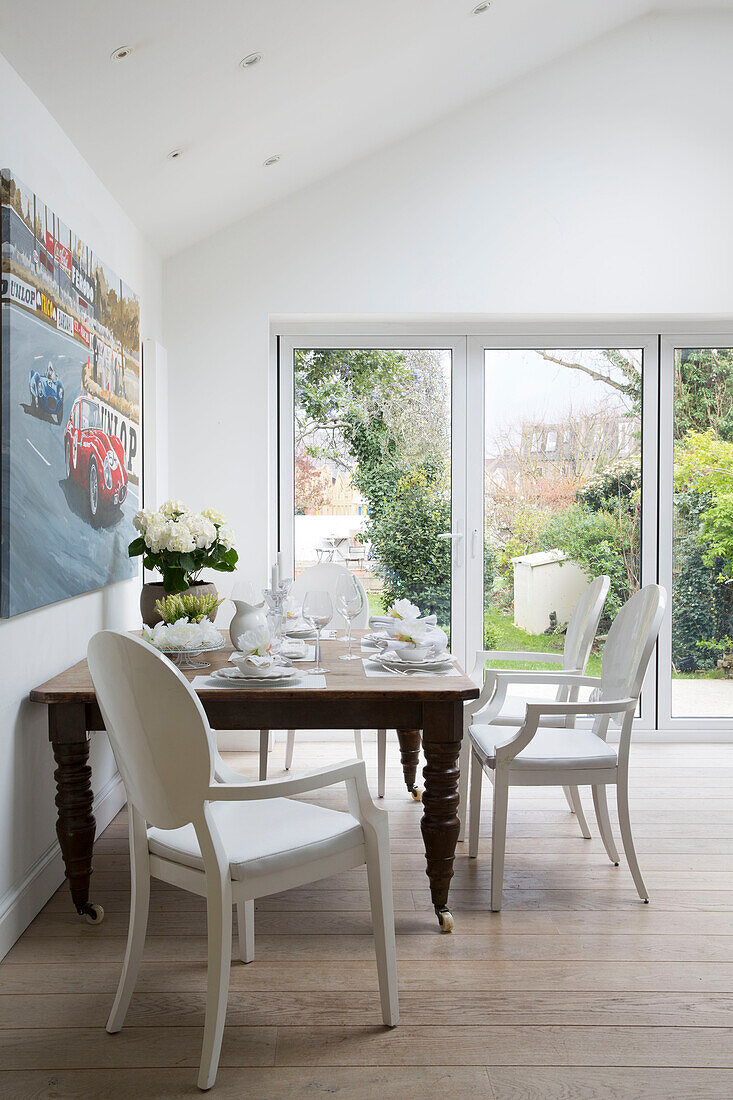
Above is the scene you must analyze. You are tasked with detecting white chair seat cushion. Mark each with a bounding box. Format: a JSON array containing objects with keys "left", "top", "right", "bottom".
[
  {"left": 469, "top": 724, "right": 618, "bottom": 771},
  {"left": 148, "top": 798, "right": 363, "bottom": 879},
  {"left": 489, "top": 694, "right": 566, "bottom": 728}
]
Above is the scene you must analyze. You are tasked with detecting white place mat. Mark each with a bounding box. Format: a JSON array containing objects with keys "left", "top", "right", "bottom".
[
  {"left": 192, "top": 674, "right": 327, "bottom": 691},
  {"left": 361, "top": 657, "right": 461, "bottom": 679}
]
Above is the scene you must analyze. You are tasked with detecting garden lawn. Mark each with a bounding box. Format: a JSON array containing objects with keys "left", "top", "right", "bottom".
[{"left": 485, "top": 606, "right": 603, "bottom": 677}]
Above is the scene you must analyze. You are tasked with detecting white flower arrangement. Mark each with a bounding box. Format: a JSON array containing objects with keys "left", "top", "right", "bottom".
[
  {"left": 389, "top": 598, "right": 421, "bottom": 620},
  {"left": 142, "top": 617, "right": 223, "bottom": 652},
  {"left": 235, "top": 625, "right": 272, "bottom": 657},
  {"left": 395, "top": 619, "right": 432, "bottom": 645},
  {"left": 129, "top": 500, "right": 238, "bottom": 593}
]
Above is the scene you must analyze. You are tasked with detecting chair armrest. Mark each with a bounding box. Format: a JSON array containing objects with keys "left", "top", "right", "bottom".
[
  {"left": 207, "top": 758, "right": 365, "bottom": 802},
  {"left": 525, "top": 698, "right": 636, "bottom": 720},
  {"left": 479, "top": 650, "right": 565, "bottom": 665},
  {"left": 490, "top": 670, "right": 596, "bottom": 687}
]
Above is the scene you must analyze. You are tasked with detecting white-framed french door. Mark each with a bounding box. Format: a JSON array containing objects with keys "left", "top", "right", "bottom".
[
  {"left": 277, "top": 335, "right": 470, "bottom": 667},
  {"left": 466, "top": 334, "right": 659, "bottom": 732},
  {"left": 658, "top": 334, "right": 733, "bottom": 735}
]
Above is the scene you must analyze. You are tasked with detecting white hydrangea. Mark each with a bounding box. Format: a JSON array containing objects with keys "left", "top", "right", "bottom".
[
  {"left": 133, "top": 508, "right": 154, "bottom": 534},
  {"left": 143, "top": 618, "right": 221, "bottom": 651},
  {"left": 159, "top": 499, "right": 187, "bottom": 519},
  {"left": 217, "top": 523, "right": 236, "bottom": 550},
  {"left": 165, "top": 519, "right": 196, "bottom": 554},
  {"left": 186, "top": 513, "right": 217, "bottom": 550},
  {"left": 202, "top": 507, "right": 226, "bottom": 526}
]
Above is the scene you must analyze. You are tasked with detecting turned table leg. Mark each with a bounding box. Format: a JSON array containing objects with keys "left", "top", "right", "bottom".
[
  {"left": 395, "top": 728, "right": 422, "bottom": 800},
  {"left": 420, "top": 700, "right": 462, "bottom": 932},
  {"left": 49, "top": 704, "right": 103, "bottom": 923}
]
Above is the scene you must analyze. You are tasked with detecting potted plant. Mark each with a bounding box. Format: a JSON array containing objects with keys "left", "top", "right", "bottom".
[{"left": 129, "top": 500, "right": 238, "bottom": 626}]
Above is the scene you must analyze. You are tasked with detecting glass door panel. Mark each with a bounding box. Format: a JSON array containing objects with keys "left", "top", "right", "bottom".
[
  {"left": 280, "top": 338, "right": 466, "bottom": 661},
  {"left": 667, "top": 344, "right": 733, "bottom": 720},
  {"left": 481, "top": 347, "right": 643, "bottom": 673}
]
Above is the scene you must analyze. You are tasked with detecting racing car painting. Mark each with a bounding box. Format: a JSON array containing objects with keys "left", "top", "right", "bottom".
[
  {"left": 64, "top": 396, "right": 128, "bottom": 523},
  {"left": 28, "top": 361, "right": 64, "bottom": 423},
  {"left": 2, "top": 167, "right": 141, "bottom": 618}
]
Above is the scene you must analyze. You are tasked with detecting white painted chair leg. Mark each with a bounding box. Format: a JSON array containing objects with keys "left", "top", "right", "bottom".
[
  {"left": 377, "top": 729, "right": 386, "bottom": 798},
  {"left": 617, "top": 772, "right": 649, "bottom": 902},
  {"left": 567, "top": 785, "right": 592, "bottom": 839},
  {"left": 236, "top": 900, "right": 255, "bottom": 963},
  {"left": 490, "top": 775, "right": 509, "bottom": 912},
  {"left": 592, "top": 784, "right": 620, "bottom": 865},
  {"left": 198, "top": 878, "right": 233, "bottom": 1091},
  {"left": 563, "top": 785, "right": 575, "bottom": 812},
  {"left": 284, "top": 729, "right": 295, "bottom": 771},
  {"left": 365, "top": 837, "right": 399, "bottom": 1027},
  {"left": 106, "top": 832, "right": 150, "bottom": 1033},
  {"left": 353, "top": 728, "right": 363, "bottom": 759},
  {"left": 468, "top": 750, "right": 483, "bottom": 859},
  {"left": 457, "top": 736, "right": 471, "bottom": 842},
  {"left": 258, "top": 730, "right": 269, "bottom": 781}
]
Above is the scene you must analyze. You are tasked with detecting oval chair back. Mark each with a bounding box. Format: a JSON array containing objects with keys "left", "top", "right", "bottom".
[
  {"left": 290, "top": 562, "right": 370, "bottom": 629},
  {"left": 600, "top": 584, "right": 666, "bottom": 706},
  {"left": 562, "top": 574, "right": 610, "bottom": 672},
  {"left": 88, "top": 631, "right": 215, "bottom": 830}
]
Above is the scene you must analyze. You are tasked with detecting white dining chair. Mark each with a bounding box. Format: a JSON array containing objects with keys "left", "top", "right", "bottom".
[
  {"left": 283, "top": 563, "right": 391, "bottom": 797},
  {"left": 87, "top": 630, "right": 398, "bottom": 1091},
  {"left": 466, "top": 584, "right": 666, "bottom": 911},
  {"left": 458, "top": 575, "right": 610, "bottom": 841}
]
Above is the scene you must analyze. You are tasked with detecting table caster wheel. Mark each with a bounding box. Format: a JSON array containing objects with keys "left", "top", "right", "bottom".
[
  {"left": 409, "top": 785, "right": 422, "bottom": 802},
  {"left": 436, "top": 907, "right": 454, "bottom": 933},
  {"left": 80, "top": 902, "right": 104, "bottom": 925}
]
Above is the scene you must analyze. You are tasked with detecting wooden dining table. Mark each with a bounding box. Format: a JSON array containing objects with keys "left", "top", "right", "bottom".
[{"left": 29, "top": 630, "right": 479, "bottom": 932}]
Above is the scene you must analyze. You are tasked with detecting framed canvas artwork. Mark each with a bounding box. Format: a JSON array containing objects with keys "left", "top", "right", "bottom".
[{"left": 1, "top": 169, "right": 142, "bottom": 617}]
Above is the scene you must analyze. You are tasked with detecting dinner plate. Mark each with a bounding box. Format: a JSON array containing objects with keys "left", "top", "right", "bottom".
[
  {"left": 212, "top": 667, "right": 300, "bottom": 685},
  {"left": 378, "top": 652, "right": 454, "bottom": 672},
  {"left": 284, "top": 627, "right": 317, "bottom": 640}
]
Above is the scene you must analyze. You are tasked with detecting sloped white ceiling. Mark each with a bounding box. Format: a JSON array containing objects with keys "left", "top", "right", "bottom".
[{"left": 0, "top": 0, "right": 728, "bottom": 254}]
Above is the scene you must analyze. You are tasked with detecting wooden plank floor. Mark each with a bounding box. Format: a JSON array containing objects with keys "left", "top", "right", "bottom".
[{"left": 1, "top": 741, "right": 733, "bottom": 1098}]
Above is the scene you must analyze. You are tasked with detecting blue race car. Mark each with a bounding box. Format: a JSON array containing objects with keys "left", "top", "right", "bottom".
[{"left": 29, "top": 362, "right": 64, "bottom": 424}]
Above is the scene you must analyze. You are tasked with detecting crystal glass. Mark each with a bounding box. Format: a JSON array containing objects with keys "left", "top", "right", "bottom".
[
  {"left": 302, "top": 590, "right": 333, "bottom": 674},
  {"left": 336, "top": 574, "right": 365, "bottom": 661}
]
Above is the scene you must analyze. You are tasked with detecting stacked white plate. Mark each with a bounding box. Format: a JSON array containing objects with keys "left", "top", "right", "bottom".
[
  {"left": 377, "top": 651, "right": 455, "bottom": 673},
  {"left": 212, "top": 666, "right": 300, "bottom": 686},
  {"left": 284, "top": 620, "right": 316, "bottom": 640}
]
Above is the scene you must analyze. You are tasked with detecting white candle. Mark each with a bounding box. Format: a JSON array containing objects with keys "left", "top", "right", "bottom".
[
  {"left": 271, "top": 564, "right": 277, "bottom": 591},
  {"left": 277, "top": 551, "right": 284, "bottom": 581}
]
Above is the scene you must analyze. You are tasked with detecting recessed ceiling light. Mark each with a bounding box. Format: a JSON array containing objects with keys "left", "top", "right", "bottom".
[
  {"left": 239, "top": 52, "right": 263, "bottom": 68},
  {"left": 167, "top": 149, "right": 183, "bottom": 161},
  {"left": 263, "top": 155, "right": 281, "bottom": 167},
  {"left": 110, "top": 45, "right": 134, "bottom": 62},
  {"left": 472, "top": 2, "right": 491, "bottom": 13}
]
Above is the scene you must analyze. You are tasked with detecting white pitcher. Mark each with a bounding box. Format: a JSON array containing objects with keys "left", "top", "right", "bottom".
[{"left": 229, "top": 592, "right": 267, "bottom": 648}]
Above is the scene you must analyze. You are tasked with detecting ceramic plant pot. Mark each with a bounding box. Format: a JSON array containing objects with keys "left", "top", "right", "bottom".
[{"left": 140, "top": 581, "right": 219, "bottom": 628}]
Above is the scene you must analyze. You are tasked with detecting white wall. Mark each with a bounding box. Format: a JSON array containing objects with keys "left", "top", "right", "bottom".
[
  {"left": 163, "top": 11, "right": 733, "bottom": 593},
  {"left": 0, "top": 54, "right": 162, "bottom": 956}
]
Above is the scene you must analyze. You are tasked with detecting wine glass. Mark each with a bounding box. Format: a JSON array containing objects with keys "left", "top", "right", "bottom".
[
  {"left": 336, "top": 574, "right": 365, "bottom": 661},
  {"left": 302, "top": 590, "right": 333, "bottom": 674}
]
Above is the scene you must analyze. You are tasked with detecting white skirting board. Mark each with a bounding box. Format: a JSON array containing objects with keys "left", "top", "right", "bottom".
[{"left": 0, "top": 772, "right": 126, "bottom": 962}]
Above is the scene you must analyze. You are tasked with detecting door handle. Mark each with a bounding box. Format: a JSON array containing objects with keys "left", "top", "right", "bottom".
[
  {"left": 471, "top": 529, "right": 479, "bottom": 558},
  {"left": 438, "top": 532, "right": 463, "bottom": 540}
]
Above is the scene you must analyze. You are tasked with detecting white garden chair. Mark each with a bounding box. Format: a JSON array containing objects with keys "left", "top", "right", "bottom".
[
  {"left": 87, "top": 631, "right": 398, "bottom": 1091},
  {"left": 458, "top": 575, "right": 610, "bottom": 840},
  {"left": 284, "top": 564, "right": 392, "bottom": 798},
  {"left": 466, "top": 584, "right": 666, "bottom": 911}
]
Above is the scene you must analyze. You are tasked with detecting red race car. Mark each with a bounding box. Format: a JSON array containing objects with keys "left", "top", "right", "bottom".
[{"left": 64, "top": 396, "right": 128, "bottom": 522}]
